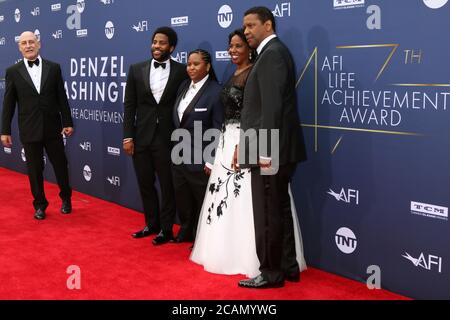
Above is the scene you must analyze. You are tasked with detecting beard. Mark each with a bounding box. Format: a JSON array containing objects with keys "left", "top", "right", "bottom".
[{"left": 152, "top": 49, "right": 171, "bottom": 62}]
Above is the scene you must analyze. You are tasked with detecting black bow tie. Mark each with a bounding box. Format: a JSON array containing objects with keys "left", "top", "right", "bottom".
[
  {"left": 27, "top": 59, "right": 40, "bottom": 68},
  {"left": 154, "top": 61, "right": 166, "bottom": 69}
]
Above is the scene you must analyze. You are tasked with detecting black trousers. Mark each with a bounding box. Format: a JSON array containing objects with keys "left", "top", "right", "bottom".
[
  {"left": 251, "top": 163, "right": 299, "bottom": 284},
  {"left": 172, "top": 164, "right": 209, "bottom": 241},
  {"left": 132, "top": 131, "right": 176, "bottom": 233},
  {"left": 22, "top": 137, "right": 71, "bottom": 210}
]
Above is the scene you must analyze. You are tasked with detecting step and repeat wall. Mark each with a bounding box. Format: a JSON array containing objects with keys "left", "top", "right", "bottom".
[{"left": 1, "top": 0, "right": 449, "bottom": 299}]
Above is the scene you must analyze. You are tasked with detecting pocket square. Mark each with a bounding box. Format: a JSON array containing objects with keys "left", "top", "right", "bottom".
[{"left": 194, "top": 108, "right": 207, "bottom": 112}]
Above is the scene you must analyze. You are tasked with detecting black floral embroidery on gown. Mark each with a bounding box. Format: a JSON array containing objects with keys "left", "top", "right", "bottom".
[{"left": 206, "top": 66, "right": 252, "bottom": 225}]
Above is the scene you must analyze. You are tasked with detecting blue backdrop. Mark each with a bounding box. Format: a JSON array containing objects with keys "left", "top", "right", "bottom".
[{"left": 1, "top": 0, "right": 449, "bottom": 299}]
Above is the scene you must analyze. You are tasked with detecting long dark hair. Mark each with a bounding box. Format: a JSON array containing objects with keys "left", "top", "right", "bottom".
[
  {"left": 228, "top": 28, "right": 256, "bottom": 63},
  {"left": 188, "top": 49, "right": 217, "bottom": 81}
]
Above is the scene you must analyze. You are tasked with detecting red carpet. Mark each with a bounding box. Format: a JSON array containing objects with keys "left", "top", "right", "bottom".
[{"left": 0, "top": 167, "right": 408, "bottom": 300}]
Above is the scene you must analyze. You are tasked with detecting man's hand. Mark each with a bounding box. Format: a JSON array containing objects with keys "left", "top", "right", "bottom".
[
  {"left": 61, "top": 127, "right": 74, "bottom": 137},
  {"left": 123, "top": 140, "right": 134, "bottom": 156},
  {"left": 231, "top": 144, "right": 239, "bottom": 172},
  {"left": 1, "top": 135, "right": 12, "bottom": 147}
]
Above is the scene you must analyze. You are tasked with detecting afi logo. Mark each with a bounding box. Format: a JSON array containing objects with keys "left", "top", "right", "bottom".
[
  {"left": 217, "top": 5, "right": 233, "bottom": 28},
  {"left": 132, "top": 21, "right": 148, "bottom": 32},
  {"left": 31, "top": 7, "right": 40, "bottom": 16},
  {"left": 327, "top": 188, "right": 359, "bottom": 204},
  {"left": 402, "top": 252, "right": 442, "bottom": 273},
  {"left": 0, "top": 37, "right": 5, "bottom": 45},
  {"left": 80, "top": 142, "right": 91, "bottom": 151},
  {"left": 171, "top": 51, "right": 187, "bottom": 64},
  {"left": 273, "top": 3, "right": 291, "bottom": 17},
  {"left": 107, "top": 176, "right": 120, "bottom": 186},
  {"left": 335, "top": 227, "right": 357, "bottom": 254},
  {"left": 52, "top": 30, "right": 63, "bottom": 39}
]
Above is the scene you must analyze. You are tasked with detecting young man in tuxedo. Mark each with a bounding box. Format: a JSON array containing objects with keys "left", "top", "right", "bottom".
[
  {"left": 237, "top": 7, "right": 307, "bottom": 288},
  {"left": 123, "top": 27, "right": 188, "bottom": 245},
  {"left": 1, "top": 31, "right": 74, "bottom": 220}
]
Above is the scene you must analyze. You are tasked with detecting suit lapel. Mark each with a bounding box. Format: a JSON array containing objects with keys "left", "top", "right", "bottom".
[
  {"left": 40, "top": 59, "right": 50, "bottom": 92},
  {"left": 17, "top": 62, "right": 38, "bottom": 94},
  {"left": 173, "top": 81, "right": 189, "bottom": 128},
  {"left": 180, "top": 79, "right": 210, "bottom": 127},
  {"left": 142, "top": 61, "right": 157, "bottom": 104},
  {"left": 159, "top": 59, "right": 175, "bottom": 104}
]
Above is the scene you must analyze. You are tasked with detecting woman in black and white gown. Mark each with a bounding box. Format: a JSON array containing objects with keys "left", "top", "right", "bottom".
[{"left": 190, "top": 29, "right": 306, "bottom": 278}]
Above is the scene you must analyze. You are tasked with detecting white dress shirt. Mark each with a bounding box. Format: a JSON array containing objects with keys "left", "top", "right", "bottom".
[
  {"left": 24, "top": 55, "right": 42, "bottom": 94},
  {"left": 150, "top": 58, "right": 170, "bottom": 104},
  {"left": 177, "top": 74, "right": 209, "bottom": 122}
]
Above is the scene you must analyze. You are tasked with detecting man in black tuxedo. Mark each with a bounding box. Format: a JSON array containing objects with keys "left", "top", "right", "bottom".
[
  {"left": 123, "top": 27, "right": 188, "bottom": 245},
  {"left": 237, "top": 7, "right": 307, "bottom": 288},
  {"left": 1, "top": 31, "right": 74, "bottom": 220}
]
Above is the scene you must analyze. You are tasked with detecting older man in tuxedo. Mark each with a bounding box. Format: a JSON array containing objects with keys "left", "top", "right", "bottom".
[
  {"left": 1, "top": 31, "right": 74, "bottom": 220},
  {"left": 237, "top": 7, "right": 307, "bottom": 288}
]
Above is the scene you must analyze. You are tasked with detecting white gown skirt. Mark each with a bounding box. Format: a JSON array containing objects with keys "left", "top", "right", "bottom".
[{"left": 190, "top": 123, "right": 307, "bottom": 278}]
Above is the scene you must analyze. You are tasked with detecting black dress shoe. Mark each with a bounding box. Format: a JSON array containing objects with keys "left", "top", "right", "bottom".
[
  {"left": 61, "top": 199, "right": 72, "bottom": 214},
  {"left": 238, "top": 275, "right": 284, "bottom": 289},
  {"left": 285, "top": 273, "right": 300, "bottom": 282},
  {"left": 172, "top": 234, "right": 194, "bottom": 243},
  {"left": 34, "top": 208, "right": 46, "bottom": 220},
  {"left": 132, "top": 226, "right": 159, "bottom": 238},
  {"left": 152, "top": 231, "right": 174, "bottom": 245}
]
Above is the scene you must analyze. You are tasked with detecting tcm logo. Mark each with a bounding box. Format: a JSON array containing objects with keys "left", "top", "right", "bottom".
[
  {"left": 273, "top": 2, "right": 291, "bottom": 17},
  {"left": 77, "top": 0, "right": 86, "bottom": 13},
  {"left": 217, "top": 4, "right": 233, "bottom": 28},
  {"left": 52, "top": 30, "right": 63, "bottom": 39},
  {"left": 3, "top": 147, "right": 11, "bottom": 154},
  {"left": 0, "top": 15, "right": 4, "bottom": 23},
  {"left": 14, "top": 8, "right": 21, "bottom": 23},
  {"left": 334, "top": 0, "right": 365, "bottom": 9},
  {"left": 0, "top": 37, "right": 5, "bottom": 46},
  {"left": 171, "top": 51, "right": 187, "bottom": 64},
  {"left": 107, "top": 176, "right": 120, "bottom": 186},
  {"left": 411, "top": 201, "right": 448, "bottom": 221},
  {"left": 83, "top": 165, "right": 92, "bottom": 182},
  {"left": 76, "top": 29, "right": 88, "bottom": 38},
  {"left": 51, "top": 3, "right": 62, "bottom": 12},
  {"left": 402, "top": 252, "right": 442, "bottom": 273},
  {"left": 215, "top": 51, "right": 231, "bottom": 61},
  {"left": 423, "top": 0, "right": 448, "bottom": 9},
  {"left": 327, "top": 188, "right": 359, "bottom": 205},
  {"left": 21, "top": 148, "right": 26, "bottom": 162},
  {"left": 171, "top": 16, "right": 189, "bottom": 27},
  {"left": 34, "top": 29, "right": 41, "bottom": 42},
  {"left": 100, "top": 0, "right": 115, "bottom": 4},
  {"left": 79, "top": 141, "right": 91, "bottom": 151},
  {"left": 31, "top": 7, "right": 40, "bottom": 16},
  {"left": 132, "top": 21, "right": 148, "bottom": 32},
  {"left": 335, "top": 227, "right": 357, "bottom": 254},
  {"left": 105, "top": 21, "right": 114, "bottom": 39},
  {"left": 107, "top": 146, "right": 120, "bottom": 156}
]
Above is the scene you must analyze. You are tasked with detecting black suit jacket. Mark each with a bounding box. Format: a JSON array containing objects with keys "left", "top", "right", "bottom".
[
  {"left": 1, "top": 59, "right": 73, "bottom": 143},
  {"left": 172, "top": 78, "right": 224, "bottom": 171},
  {"left": 123, "top": 59, "right": 188, "bottom": 148},
  {"left": 239, "top": 37, "right": 307, "bottom": 167}
]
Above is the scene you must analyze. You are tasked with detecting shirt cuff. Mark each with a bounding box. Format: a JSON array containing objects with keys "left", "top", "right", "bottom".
[{"left": 205, "top": 162, "right": 213, "bottom": 169}]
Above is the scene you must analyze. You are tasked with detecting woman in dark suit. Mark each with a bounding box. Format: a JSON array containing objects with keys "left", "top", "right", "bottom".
[{"left": 171, "top": 49, "right": 223, "bottom": 244}]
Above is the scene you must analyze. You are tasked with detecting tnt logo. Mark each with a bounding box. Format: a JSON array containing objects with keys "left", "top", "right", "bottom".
[
  {"left": 14, "top": 8, "right": 21, "bottom": 23},
  {"left": 273, "top": 2, "right": 291, "bottom": 17},
  {"left": 402, "top": 252, "right": 442, "bottom": 273},
  {"left": 107, "top": 176, "right": 120, "bottom": 186},
  {"left": 132, "top": 21, "right": 148, "bottom": 32},
  {"left": 31, "top": 7, "right": 40, "bottom": 16},
  {"left": 171, "top": 51, "right": 187, "bottom": 64},
  {"left": 105, "top": 21, "right": 114, "bottom": 39},
  {"left": 335, "top": 227, "right": 357, "bottom": 254},
  {"left": 83, "top": 165, "right": 92, "bottom": 182},
  {"left": 52, "top": 30, "right": 63, "bottom": 39},
  {"left": 51, "top": 3, "right": 61, "bottom": 12},
  {"left": 217, "top": 5, "right": 233, "bottom": 28},
  {"left": 34, "top": 29, "right": 41, "bottom": 42},
  {"left": 171, "top": 16, "right": 189, "bottom": 27},
  {"left": 79, "top": 142, "right": 91, "bottom": 151},
  {"left": 0, "top": 37, "right": 5, "bottom": 46},
  {"left": 77, "top": 0, "right": 85, "bottom": 13},
  {"left": 327, "top": 188, "right": 359, "bottom": 205}
]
